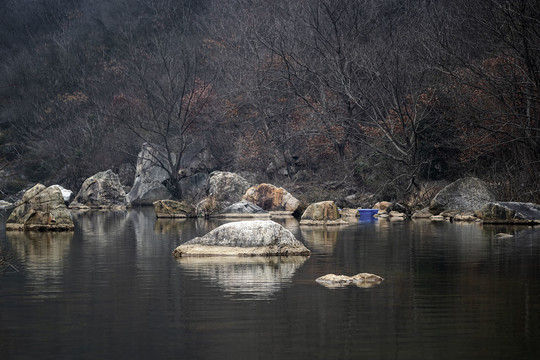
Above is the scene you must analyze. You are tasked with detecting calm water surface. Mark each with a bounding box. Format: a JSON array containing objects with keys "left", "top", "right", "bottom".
[{"left": 1, "top": 208, "right": 539, "bottom": 359}]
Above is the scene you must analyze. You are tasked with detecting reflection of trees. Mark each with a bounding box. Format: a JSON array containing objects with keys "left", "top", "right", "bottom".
[
  {"left": 177, "top": 256, "right": 308, "bottom": 300},
  {"left": 7, "top": 231, "right": 73, "bottom": 297}
]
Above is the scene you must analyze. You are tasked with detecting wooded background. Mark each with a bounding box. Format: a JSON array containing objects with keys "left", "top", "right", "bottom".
[{"left": 1, "top": 0, "right": 539, "bottom": 204}]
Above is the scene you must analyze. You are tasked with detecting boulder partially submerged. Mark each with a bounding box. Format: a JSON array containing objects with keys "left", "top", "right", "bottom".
[
  {"left": 6, "top": 184, "right": 74, "bottom": 231},
  {"left": 69, "top": 170, "right": 129, "bottom": 210},
  {"left": 429, "top": 177, "right": 495, "bottom": 215},
  {"left": 300, "top": 201, "right": 346, "bottom": 226},
  {"left": 479, "top": 202, "right": 540, "bottom": 224},
  {"left": 172, "top": 220, "right": 310, "bottom": 257},
  {"left": 153, "top": 200, "right": 195, "bottom": 218},
  {"left": 212, "top": 200, "right": 270, "bottom": 219},
  {"left": 316, "top": 273, "right": 384, "bottom": 288},
  {"left": 242, "top": 183, "right": 299, "bottom": 215}
]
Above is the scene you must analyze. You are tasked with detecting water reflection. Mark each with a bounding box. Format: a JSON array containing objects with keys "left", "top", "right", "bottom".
[
  {"left": 7, "top": 231, "right": 73, "bottom": 298},
  {"left": 177, "top": 256, "right": 308, "bottom": 300},
  {"left": 301, "top": 227, "right": 339, "bottom": 253},
  {"left": 71, "top": 210, "right": 130, "bottom": 240}
]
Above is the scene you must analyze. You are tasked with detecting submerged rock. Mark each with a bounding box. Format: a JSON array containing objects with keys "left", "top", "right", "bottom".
[
  {"left": 243, "top": 183, "right": 299, "bottom": 215},
  {"left": 429, "top": 177, "right": 495, "bottom": 215},
  {"left": 172, "top": 220, "right": 310, "bottom": 257},
  {"left": 153, "top": 200, "right": 195, "bottom": 218},
  {"left": 6, "top": 184, "right": 74, "bottom": 231},
  {"left": 494, "top": 233, "right": 514, "bottom": 239},
  {"left": 479, "top": 202, "right": 540, "bottom": 224},
  {"left": 69, "top": 170, "right": 129, "bottom": 209},
  {"left": 315, "top": 273, "right": 384, "bottom": 288}
]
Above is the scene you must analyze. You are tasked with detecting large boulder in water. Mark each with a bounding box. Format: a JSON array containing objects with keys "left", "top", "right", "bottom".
[
  {"left": 242, "top": 183, "right": 299, "bottom": 215},
  {"left": 69, "top": 170, "right": 129, "bottom": 209},
  {"left": 6, "top": 184, "right": 74, "bottom": 231},
  {"left": 172, "top": 220, "right": 311, "bottom": 257},
  {"left": 128, "top": 143, "right": 174, "bottom": 205},
  {"left": 429, "top": 177, "right": 495, "bottom": 215},
  {"left": 479, "top": 202, "right": 540, "bottom": 224},
  {"left": 300, "top": 201, "right": 344, "bottom": 226}
]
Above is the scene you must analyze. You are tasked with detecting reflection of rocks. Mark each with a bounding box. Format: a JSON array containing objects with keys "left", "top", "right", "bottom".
[
  {"left": 300, "top": 227, "right": 339, "bottom": 253},
  {"left": 154, "top": 218, "right": 188, "bottom": 234},
  {"left": 71, "top": 210, "right": 129, "bottom": 239},
  {"left": 7, "top": 231, "right": 73, "bottom": 297},
  {"left": 177, "top": 256, "right": 307, "bottom": 299},
  {"left": 316, "top": 273, "right": 384, "bottom": 288},
  {"left": 173, "top": 220, "right": 311, "bottom": 257}
]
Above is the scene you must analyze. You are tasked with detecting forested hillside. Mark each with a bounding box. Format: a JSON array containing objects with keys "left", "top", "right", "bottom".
[{"left": 1, "top": 0, "right": 539, "bottom": 204}]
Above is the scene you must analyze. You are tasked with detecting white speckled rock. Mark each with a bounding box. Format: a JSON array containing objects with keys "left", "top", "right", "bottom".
[{"left": 173, "top": 220, "right": 310, "bottom": 257}]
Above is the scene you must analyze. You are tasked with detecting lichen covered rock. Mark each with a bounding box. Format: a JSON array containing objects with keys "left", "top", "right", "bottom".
[
  {"left": 69, "top": 170, "right": 129, "bottom": 209},
  {"left": 207, "top": 171, "right": 250, "bottom": 204},
  {"left": 6, "top": 184, "right": 74, "bottom": 231},
  {"left": 429, "top": 177, "right": 495, "bottom": 215},
  {"left": 153, "top": 200, "right": 195, "bottom": 218},
  {"left": 173, "top": 220, "right": 310, "bottom": 257},
  {"left": 300, "top": 201, "right": 344, "bottom": 225},
  {"left": 242, "top": 183, "right": 299, "bottom": 215}
]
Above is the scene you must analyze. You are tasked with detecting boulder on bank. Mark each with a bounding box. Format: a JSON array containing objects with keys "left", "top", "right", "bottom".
[
  {"left": 479, "top": 202, "right": 540, "bottom": 224},
  {"left": 128, "top": 143, "right": 173, "bottom": 205},
  {"left": 50, "top": 185, "right": 73, "bottom": 204},
  {"left": 153, "top": 200, "right": 195, "bottom": 218},
  {"left": 300, "top": 201, "right": 345, "bottom": 226},
  {"left": 242, "top": 183, "right": 299, "bottom": 215},
  {"left": 69, "top": 170, "right": 129, "bottom": 209},
  {"left": 429, "top": 177, "right": 495, "bottom": 215},
  {"left": 316, "top": 273, "right": 384, "bottom": 288},
  {"left": 6, "top": 184, "right": 74, "bottom": 231},
  {"left": 207, "top": 171, "right": 250, "bottom": 204},
  {"left": 212, "top": 200, "right": 270, "bottom": 219},
  {"left": 373, "top": 201, "right": 392, "bottom": 212},
  {"left": 340, "top": 208, "right": 359, "bottom": 218},
  {"left": 172, "top": 220, "right": 310, "bottom": 257}
]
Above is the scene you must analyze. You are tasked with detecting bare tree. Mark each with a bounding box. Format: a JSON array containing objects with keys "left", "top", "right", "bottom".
[{"left": 110, "top": 33, "right": 215, "bottom": 198}]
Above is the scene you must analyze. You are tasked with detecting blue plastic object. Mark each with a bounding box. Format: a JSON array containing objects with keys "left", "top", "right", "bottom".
[{"left": 358, "top": 209, "right": 378, "bottom": 221}]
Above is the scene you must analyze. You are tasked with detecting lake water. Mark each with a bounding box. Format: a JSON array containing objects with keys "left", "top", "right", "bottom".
[{"left": 1, "top": 208, "right": 540, "bottom": 359}]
